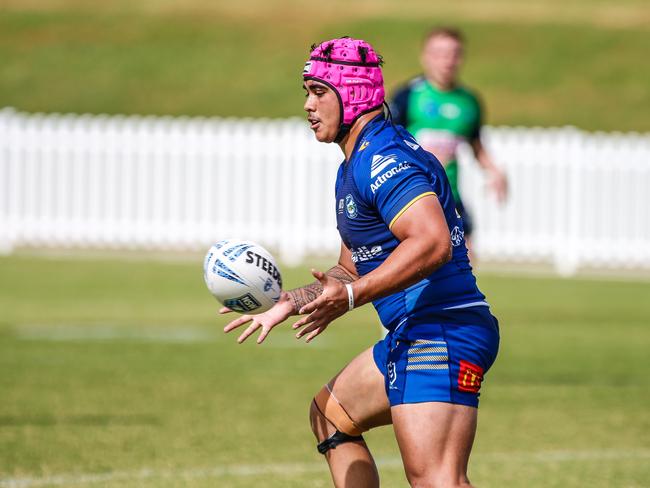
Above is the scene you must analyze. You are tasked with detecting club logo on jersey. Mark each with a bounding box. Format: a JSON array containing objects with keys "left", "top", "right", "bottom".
[
  {"left": 345, "top": 194, "right": 358, "bottom": 219},
  {"left": 457, "top": 360, "right": 484, "bottom": 393},
  {"left": 351, "top": 245, "right": 383, "bottom": 263},
  {"left": 370, "top": 162, "right": 411, "bottom": 194},
  {"left": 358, "top": 140, "right": 370, "bottom": 152},
  {"left": 370, "top": 154, "right": 398, "bottom": 178},
  {"left": 450, "top": 226, "right": 464, "bottom": 247},
  {"left": 388, "top": 361, "right": 398, "bottom": 389},
  {"left": 404, "top": 139, "right": 420, "bottom": 151},
  {"left": 337, "top": 198, "right": 344, "bottom": 214}
]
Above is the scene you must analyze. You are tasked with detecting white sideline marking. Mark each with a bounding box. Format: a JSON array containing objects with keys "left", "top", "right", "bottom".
[
  {"left": 13, "top": 324, "right": 216, "bottom": 344},
  {"left": 1, "top": 449, "right": 649, "bottom": 487},
  {"left": 10, "top": 324, "right": 329, "bottom": 348}
]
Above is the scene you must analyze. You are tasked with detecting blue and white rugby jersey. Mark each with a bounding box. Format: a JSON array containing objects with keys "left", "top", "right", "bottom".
[{"left": 335, "top": 115, "right": 489, "bottom": 330}]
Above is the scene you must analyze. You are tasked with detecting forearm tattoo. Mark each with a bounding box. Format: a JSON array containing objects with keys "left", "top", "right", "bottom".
[{"left": 287, "top": 265, "right": 357, "bottom": 313}]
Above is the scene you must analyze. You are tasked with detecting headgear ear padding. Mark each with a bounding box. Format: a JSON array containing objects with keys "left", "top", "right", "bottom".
[{"left": 303, "top": 37, "right": 385, "bottom": 142}]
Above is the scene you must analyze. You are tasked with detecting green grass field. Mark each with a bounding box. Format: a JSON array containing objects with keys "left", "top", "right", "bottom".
[
  {"left": 1, "top": 253, "right": 649, "bottom": 487},
  {"left": 0, "top": 0, "right": 649, "bottom": 131}
]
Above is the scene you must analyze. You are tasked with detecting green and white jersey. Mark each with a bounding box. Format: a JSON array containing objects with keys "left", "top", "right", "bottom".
[{"left": 390, "top": 76, "right": 483, "bottom": 203}]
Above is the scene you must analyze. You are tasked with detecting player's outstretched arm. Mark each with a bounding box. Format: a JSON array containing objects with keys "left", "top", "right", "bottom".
[
  {"left": 291, "top": 243, "right": 359, "bottom": 343},
  {"left": 296, "top": 195, "right": 452, "bottom": 335},
  {"left": 287, "top": 243, "right": 358, "bottom": 313},
  {"left": 471, "top": 138, "right": 508, "bottom": 203},
  {"left": 222, "top": 292, "right": 295, "bottom": 344},
  {"left": 222, "top": 246, "right": 358, "bottom": 345}
]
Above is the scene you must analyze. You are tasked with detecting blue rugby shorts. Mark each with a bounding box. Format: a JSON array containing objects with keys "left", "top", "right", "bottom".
[{"left": 373, "top": 314, "right": 499, "bottom": 408}]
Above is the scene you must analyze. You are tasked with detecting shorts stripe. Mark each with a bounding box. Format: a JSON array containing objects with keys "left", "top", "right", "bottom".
[
  {"left": 408, "top": 346, "right": 447, "bottom": 354},
  {"left": 408, "top": 355, "right": 448, "bottom": 363},
  {"left": 411, "top": 339, "right": 447, "bottom": 346},
  {"left": 406, "top": 363, "right": 449, "bottom": 371}
]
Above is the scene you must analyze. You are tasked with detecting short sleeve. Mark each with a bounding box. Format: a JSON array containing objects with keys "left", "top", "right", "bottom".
[
  {"left": 358, "top": 152, "right": 436, "bottom": 229},
  {"left": 469, "top": 92, "right": 484, "bottom": 142}
]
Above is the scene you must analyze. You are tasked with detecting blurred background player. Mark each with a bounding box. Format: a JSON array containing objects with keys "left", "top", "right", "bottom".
[
  {"left": 390, "top": 27, "right": 508, "bottom": 250},
  {"left": 224, "top": 37, "right": 499, "bottom": 488}
]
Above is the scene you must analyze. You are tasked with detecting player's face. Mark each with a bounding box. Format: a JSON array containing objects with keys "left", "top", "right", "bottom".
[
  {"left": 303, "top": 80, "right": 341, "bottom": 143},
  {"left": 421, "top": 35, "right": 463, "bottom": 88}
]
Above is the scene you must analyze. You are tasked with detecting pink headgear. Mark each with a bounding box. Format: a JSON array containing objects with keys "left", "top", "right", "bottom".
[{"left": 303, "top": 37, "right": 385, "bottom": 142}]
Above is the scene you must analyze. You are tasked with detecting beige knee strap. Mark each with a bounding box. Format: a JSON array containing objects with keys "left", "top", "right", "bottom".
[{"left": 313, "top": 385, "right": 365, "bottom": 436}]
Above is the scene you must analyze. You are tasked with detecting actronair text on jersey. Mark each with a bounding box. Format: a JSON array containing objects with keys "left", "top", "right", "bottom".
[{"left": 371, "top": 162, "right": 411, "bottom": 194}]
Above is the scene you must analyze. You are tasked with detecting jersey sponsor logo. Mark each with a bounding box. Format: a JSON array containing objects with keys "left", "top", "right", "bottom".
[
  {"left": 337, "top": 198, "right": 344, "bottom": 214},
  {"left": 415, "top": 129, "right": 464, "bottom": 164},
  {"left": 404, "top": 139, "right": 420, "bottom": 151},
  {"left": 370, "top": 154, "right": 398, "bottom": 177},
  {"left": 450, "top": 226, "right": 464, "bottom": 247},
  {"left": 370, "top": 162, "right": 411, "bottom": 194},
  {"left": 345, "top": 194, "right": 358, "bottom": 219},
  {"left": 224, "top": 293, "right": 262, "bottom": 313},
  {"left": 440, "top": 103, "right": 462, "bottom": 119},
  {"left": 351, "top": 245, "right": 383, "bottom": 263},
  {"left": 457, "top": 360, "right": 484, "bottom": 393},
  {"left": 358, "top": 140, "right": 370, "bottom": 152}
]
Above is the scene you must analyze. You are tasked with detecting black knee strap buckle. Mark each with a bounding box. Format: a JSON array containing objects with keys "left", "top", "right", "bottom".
[{"left": 317, "top": 430, "right": 364, "bottom": 454}]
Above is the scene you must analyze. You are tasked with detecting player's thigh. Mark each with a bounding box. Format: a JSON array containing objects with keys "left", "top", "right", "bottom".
[
  {"left": 324, "top": 346, "right": 391, "bottom": 430},
  {"left": 392, "top": 402, "right": 477, "bottom": 483}
]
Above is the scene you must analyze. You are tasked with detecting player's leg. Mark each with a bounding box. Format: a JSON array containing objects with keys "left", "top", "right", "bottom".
[
  {"left": 310, "top": 346, "right": 391, "bottom": 488},
  {"left": 392, "top": 402, "right": 477, "bottom": 487},
  {"left": 386, "top": 318, "right": 499, "bottom": 488}
]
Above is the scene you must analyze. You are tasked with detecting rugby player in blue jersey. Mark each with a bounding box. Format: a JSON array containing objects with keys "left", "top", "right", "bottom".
[{"left": 223, "top": 37, "right": 500, "bottom": 488}]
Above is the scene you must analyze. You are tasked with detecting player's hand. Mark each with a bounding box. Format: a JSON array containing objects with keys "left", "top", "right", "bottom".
[
  {"left": 223, "top": 292, "right": 294, "bottom": 344},
  {"left": 292, "top": 269, "right": 349, "bottom": 343},
  {"left": 486, "top": 167, "right": 508, "bottom": 203}
]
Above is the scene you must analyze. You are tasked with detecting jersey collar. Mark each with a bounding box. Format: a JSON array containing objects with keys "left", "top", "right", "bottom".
[{"left": 347, "top": 114, "right": 386, "bottom": 163}]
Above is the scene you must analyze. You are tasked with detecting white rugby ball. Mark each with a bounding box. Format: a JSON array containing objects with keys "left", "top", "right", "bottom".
[{"left": 203, "top": 239, "right": 282, "bottom": 314}]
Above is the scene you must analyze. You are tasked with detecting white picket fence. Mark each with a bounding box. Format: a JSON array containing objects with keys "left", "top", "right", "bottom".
[{"left": 1, "top": 108, "right": 649, "bottom": 275}]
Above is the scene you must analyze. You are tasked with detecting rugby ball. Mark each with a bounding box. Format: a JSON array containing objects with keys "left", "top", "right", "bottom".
[{"left": 203, "top": 239, "right": 283, "bottom": 314}]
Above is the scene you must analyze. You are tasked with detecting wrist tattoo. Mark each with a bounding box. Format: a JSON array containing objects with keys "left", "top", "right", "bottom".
[
  {"left": 327, "top": 265, "right": 357, "bottom": 285},
  {"left": 288, "top": 282, "right": 323, "bottom": 313},
  {"left": 287, "top": 265, "right": 357, "bottom": 313}
]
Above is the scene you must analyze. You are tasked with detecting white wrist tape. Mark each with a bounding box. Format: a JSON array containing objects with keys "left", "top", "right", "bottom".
[{"left": 345, "top": 283, "right": 355, "bottom": 311}]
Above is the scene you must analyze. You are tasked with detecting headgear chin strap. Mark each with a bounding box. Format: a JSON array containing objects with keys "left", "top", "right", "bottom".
[{"left": 303, "top": 37, "right": 385, "bottom": 143}]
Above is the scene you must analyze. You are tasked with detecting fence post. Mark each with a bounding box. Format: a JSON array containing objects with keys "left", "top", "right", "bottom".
[
  {"left": 553, "top": 127, "right": 583, "bottom": 276},
  {"left": 0, "top": 108, "right": 17, "bottom": 254}
]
